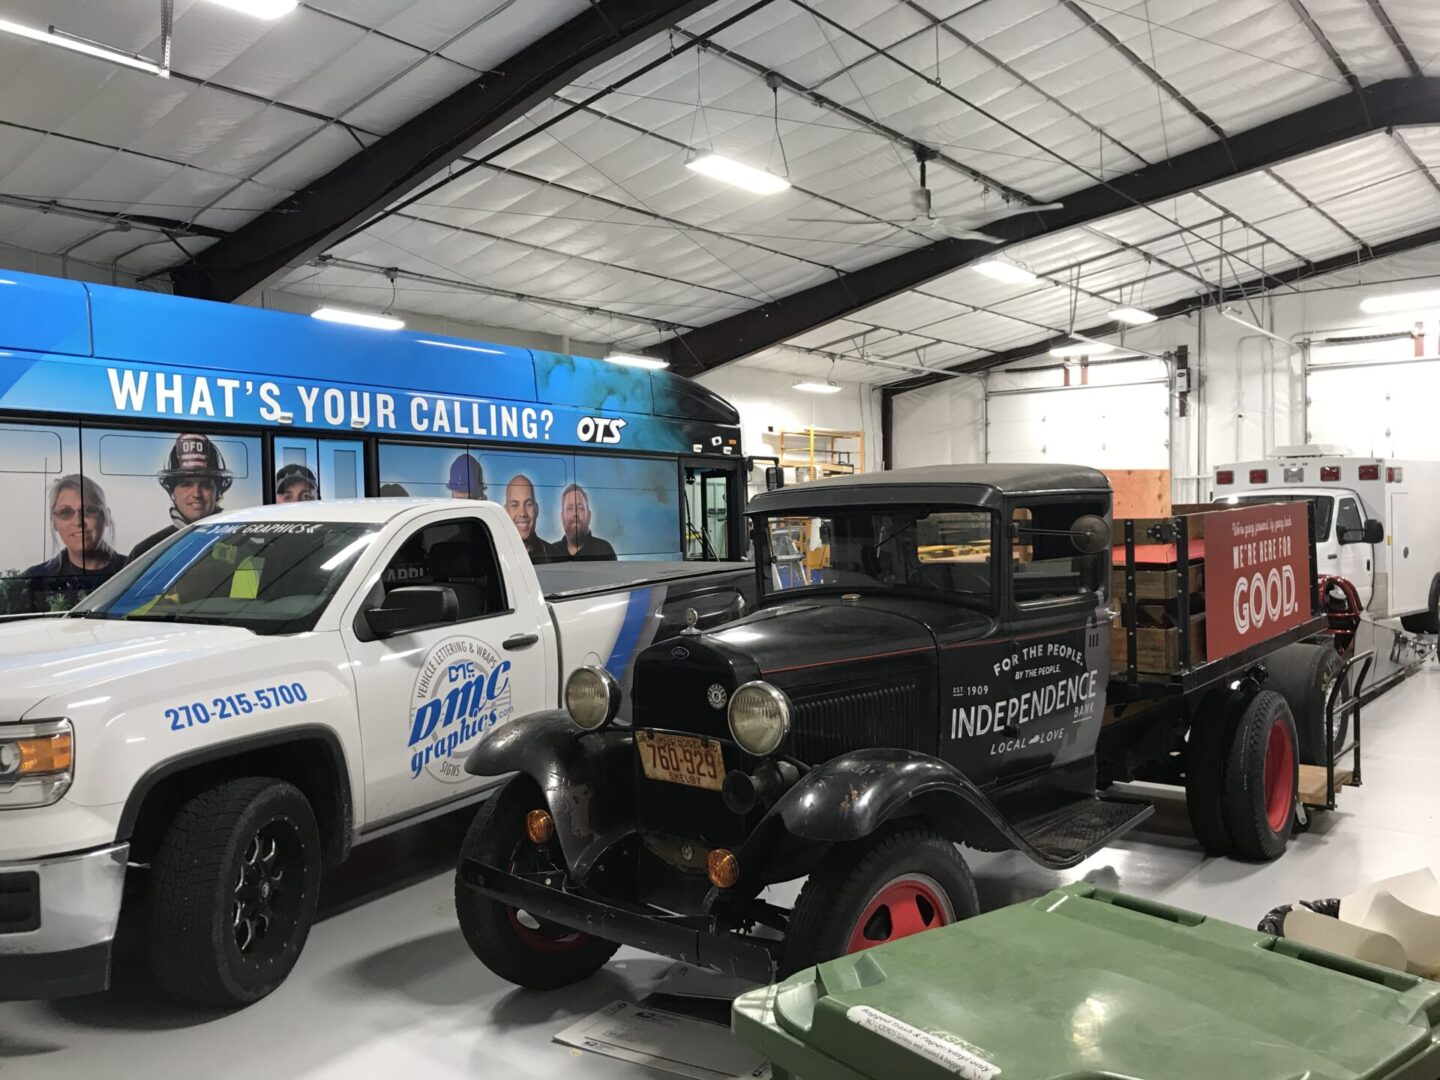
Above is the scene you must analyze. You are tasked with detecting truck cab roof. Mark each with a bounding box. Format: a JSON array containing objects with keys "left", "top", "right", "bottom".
[
  {"left": 199, "top": 497, "right": 497, "bottom": 526},
  {"left": 749, "top": 463, "right": 1109, "bottom": 514}
]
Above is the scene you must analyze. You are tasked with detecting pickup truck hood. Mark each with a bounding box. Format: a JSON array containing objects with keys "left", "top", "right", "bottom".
[{"left": 0, "top": 617, "right": 256, "bottom": 720}]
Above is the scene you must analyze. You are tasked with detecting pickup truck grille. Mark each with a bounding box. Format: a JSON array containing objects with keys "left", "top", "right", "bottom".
[{"left": 788, "top": 681, "right": 921, "bottom": 763}]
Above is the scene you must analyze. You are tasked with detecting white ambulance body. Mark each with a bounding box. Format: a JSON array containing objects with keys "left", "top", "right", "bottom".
[{"left": 1213, "top": 446, "right": 1440, "bottom": 630}]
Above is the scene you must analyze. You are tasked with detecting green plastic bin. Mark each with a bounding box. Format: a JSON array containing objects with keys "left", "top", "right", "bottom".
[{"left": 732, "top": 883, "right": 1440, "bottom": 1079}]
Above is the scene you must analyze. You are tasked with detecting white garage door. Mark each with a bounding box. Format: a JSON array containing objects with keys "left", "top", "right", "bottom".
[
  {"left": 986, "top": 382, "right": 1170, "bottom": 468},
  {"left": 1307, "top": 360, "right": 1440, "bottom": 459}
]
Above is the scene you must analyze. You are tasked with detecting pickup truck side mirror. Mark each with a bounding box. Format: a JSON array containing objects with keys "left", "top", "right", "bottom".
[{"left": 364, "top": 585, "right": 459, "bottom": 638}]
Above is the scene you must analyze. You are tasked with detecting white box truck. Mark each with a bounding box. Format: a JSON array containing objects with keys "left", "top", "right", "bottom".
[{"left": 1213, "top": 446, "right": 1440, "bottom": 633}]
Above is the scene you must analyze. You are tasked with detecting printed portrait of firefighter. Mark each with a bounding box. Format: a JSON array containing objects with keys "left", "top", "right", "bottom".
[{"left": 129, "top": 432, "right": 234, "bottom": 560}]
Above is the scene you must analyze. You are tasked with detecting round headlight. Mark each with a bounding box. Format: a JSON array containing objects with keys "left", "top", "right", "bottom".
[
  {"left": 727, "top": 681, "right": 791, "bottom": 757},
  {"left": 565, "top": 665, "right": 621, "bottom": 731}
]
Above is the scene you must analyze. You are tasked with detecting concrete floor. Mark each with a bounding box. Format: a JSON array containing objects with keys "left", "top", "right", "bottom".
[{"left": 2, "top": 662, "right": 1437, "bottom": 1078}]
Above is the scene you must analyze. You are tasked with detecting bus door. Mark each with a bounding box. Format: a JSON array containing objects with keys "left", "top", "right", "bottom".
[
  {"left": 683, "top": 461, "right": 740, "bottom": 560},
  {"left": 271, "top": 436, "right": 367, "bottom": 503}
]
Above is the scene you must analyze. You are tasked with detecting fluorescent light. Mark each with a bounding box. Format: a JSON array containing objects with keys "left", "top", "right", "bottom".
[
  {"left": 972, "top": 259, "right": 1037, "bottom": 285},
  {"left": 605, "top": 353, "right": 669, "bottom": 370},
  {"left": 0, "top": 17, "right": 168, "bottom": 76},
  {"left": 203, "top": 0, "right": 298, "bottom": 17},
  {"left": 685, "top": 153, "right": 791, "bottom": 196},
  {"left": 312, "top": 307, "right": 405, "bottom": 331},
  {"left": 793, "top": 380, "right": 843, "bottom": 394},
  {"left": 417, "top": 339, "right": 505, "bottom": 355},
  {"left": 1358, "top": 289, "right": 1440, "bottom": 314},
  {"left": 1110, "top": 306, "right": 1157, "bottom": 325},
  {"left": 1050, "top": 340, "right": 1116, "bottom": 358},
  {"left": 1218, "top": 306, "right": 1289, "bottom": 344}
]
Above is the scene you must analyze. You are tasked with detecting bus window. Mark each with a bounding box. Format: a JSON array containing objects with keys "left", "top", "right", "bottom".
[{"left": 0, "top": 422, "right": 85, "bottom": 614}]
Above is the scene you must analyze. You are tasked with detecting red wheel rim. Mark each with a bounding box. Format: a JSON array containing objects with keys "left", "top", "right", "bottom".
[
  {"left": 845, "top": 874, "right": 953, "bottom": 955},
  {"left": 1264, "top": 717, "right": 1296, "bottom": 833},
  {"left": 505, "top": 907, "right": 590, "bottom": 954},
  {"left": 505, "top": 841, "right": 591, "bottom": 954}
]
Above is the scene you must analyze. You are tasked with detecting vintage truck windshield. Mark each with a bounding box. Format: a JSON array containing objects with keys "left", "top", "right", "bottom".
[
  {"left": 760, "top": 507, "right": 994, "bottom": 604},
  {"left": 73, "top": 521, "right": 380, "bottom": 635}
]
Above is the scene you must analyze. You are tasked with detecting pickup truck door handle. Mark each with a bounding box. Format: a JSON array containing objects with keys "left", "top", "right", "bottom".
[
  {"left": 503, "top": 633, "right": 540, "bottom": 651},
  {"left": 1326, "top": 553, "right": 1338, "bottom": 560}
]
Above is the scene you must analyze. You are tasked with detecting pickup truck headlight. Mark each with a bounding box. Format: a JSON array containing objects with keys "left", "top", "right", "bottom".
[
  {"left": 565, "top": 666, "right": 621, "bottom": 731},
  {"left": 0, "top": 719, "right": 74, "bottom": 808},
  {"left": 727, "top": 682, "right": 791, "bottom": 757}
]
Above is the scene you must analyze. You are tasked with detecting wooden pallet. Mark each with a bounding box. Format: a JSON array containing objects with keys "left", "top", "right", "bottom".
[{"left": 1298, "top": 764, "right": 1354, "bottom": 806}]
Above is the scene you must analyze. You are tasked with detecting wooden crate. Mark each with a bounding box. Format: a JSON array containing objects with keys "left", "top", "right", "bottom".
[
  {"left": 1113, "top": 562, "right": 1203, "bottom": 601},
  {"left": 1110, "top": 612, "right": 1207, "bottom": 674},
  {"left": 1103, "top": 469, "right": 1171, "bottom": 518}
]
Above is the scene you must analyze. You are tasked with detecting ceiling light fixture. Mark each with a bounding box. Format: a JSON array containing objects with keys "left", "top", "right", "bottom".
[
  {"left": 605, "top": 352, "right": 669, "bottom": 370},
  {"left": 1110, "top": 306, "right": 1157, "bottom": 325},
  {"left": 1050, "top": 340, "right": 1116, "bottom": 358},
  {"left": 203, "top": 0, "right": 299, "bottom": 18},
  {"left": 685, "top": 153, "right": 791, "bottom": 196},
  {"left": 972, "top": 258, "right": 1038, "bottom": 285},
  {"left": 1358, "top": 289, "right": 1440, "bottom": 314},
  {"left": 312, "top": 306, "right": 405, "bottom": 331},
  {"left": 1218, "top": 305, "right": 1288, "bottom": 344},
  {"left": 0, "top": 16, "right": 169, "bottom": 76},
  {"left": 793, "top": 380, "right": 843, "bottom": 394}
]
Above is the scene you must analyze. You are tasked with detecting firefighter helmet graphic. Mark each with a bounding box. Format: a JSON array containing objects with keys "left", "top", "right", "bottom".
[{"left": 158, "top": 433, "right": 233, "bottom": 496}]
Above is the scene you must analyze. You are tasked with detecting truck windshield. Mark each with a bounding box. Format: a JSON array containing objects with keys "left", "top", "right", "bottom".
[
  {"left": 1222, "top": 494, "right": 1333, "bottom": 542},
  {"left": 73, "top": 521, "right": 380, "bottom": 635},
  {"left": 759, "top": 507, "right": 994, "bottom": 605}
]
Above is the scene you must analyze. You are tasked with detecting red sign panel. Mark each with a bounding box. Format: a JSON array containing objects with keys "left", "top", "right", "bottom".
[{"left": 1204, "top": 502, "right": 1312, "bottom": 661}]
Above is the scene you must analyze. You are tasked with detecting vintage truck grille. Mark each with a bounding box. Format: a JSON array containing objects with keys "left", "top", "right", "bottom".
[
  {"left": 631, "top": 658, "right": 734, "bottom": 740},
  {"left": 787, "top": 681, "right": 922, "bottom": 764}
]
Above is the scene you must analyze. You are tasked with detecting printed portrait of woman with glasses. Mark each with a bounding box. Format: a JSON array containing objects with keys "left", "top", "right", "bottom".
[{"left": 10, "top": 474, "right": 127, "bottom": 613}]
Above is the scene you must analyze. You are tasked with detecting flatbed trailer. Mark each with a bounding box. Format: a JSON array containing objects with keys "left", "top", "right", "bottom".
[{"left": 1099, "top": 499, "right": 1367, "bottom": 846}]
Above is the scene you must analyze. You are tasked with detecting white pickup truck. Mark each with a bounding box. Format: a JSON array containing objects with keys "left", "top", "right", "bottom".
[{"left": 0, "top": 498, "right": 750, "bottom": 1007}]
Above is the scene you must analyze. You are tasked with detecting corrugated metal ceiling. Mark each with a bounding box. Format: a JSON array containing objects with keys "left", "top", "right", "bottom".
[{"left": 0, "top": 0, "right": 1438, "bottom": 372}]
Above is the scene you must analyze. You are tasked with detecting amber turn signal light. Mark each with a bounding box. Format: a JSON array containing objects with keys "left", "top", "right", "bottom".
[
  {"left": 525, "top": 809, "right": 554, "bottom": 845},
  {"left": 13, "top": 733, "right": 72, "bottom": 775},
  {"left": 707, "top": 848, "right": 739, "bottom": 889}
]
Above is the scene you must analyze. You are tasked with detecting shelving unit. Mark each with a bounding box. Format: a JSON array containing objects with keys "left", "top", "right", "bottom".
[{"left": 778, "top": 427, "right": 865, "bottom": 482}]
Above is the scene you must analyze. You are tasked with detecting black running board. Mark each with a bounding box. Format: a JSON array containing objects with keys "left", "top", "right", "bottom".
[{"left": 1010, "top": 796, "right": 1155, "bottom": 869}]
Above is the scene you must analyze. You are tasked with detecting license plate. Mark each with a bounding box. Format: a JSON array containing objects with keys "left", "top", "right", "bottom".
[{"left": 636, "top": 730, "right": 725, "bottom": 791}]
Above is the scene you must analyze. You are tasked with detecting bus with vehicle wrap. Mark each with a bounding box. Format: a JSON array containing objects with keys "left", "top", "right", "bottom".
[{"left": 0, "top": 269, "right": 744, "bottom": 615}]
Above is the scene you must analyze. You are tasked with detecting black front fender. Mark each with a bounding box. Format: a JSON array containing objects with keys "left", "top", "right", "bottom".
[
  {"left": 738, "top": 750, "right": 1015, "bottom": 882},
  {"left": 465, "top": 711, "right": 635, "bottom": 881}
]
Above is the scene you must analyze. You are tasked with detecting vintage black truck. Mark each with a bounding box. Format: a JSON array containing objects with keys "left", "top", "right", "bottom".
[{"left": 453, "top": 464, "right": 1361, "bottom": 988}]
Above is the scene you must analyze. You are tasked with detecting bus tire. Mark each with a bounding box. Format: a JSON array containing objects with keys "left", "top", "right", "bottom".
[
  {"left": 1184, "top": 687, "right": 1239, "bottom": 856},
  {"left": 1224, "top": 691, "right": 1299, "bottom": 862},
  {"left": 1264, "top": 643, "right": 1345, "bottom": 765}
]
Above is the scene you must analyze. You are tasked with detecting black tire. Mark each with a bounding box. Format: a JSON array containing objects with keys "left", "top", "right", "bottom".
[
  {"left": 1223, "top": 691, "right": 1299, "bottom": 862},
  {"left": 147, "top": 777, "right": 321, "bottom": 1007},
  {"left": 782, "top": 825, "right": 979, "bottom": 976},
  {"left": 454, "top": 776, "right": 618, "bottom": 990},
  {"left": 1184, "top": 686, "right": 1240, "bottom": 856},
  {"left": 1400, "top": 575, "right": 1440, "bottom": 635},
  {"left": 1264, "top": 643, "right": 1346, "bottom": 765}
]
